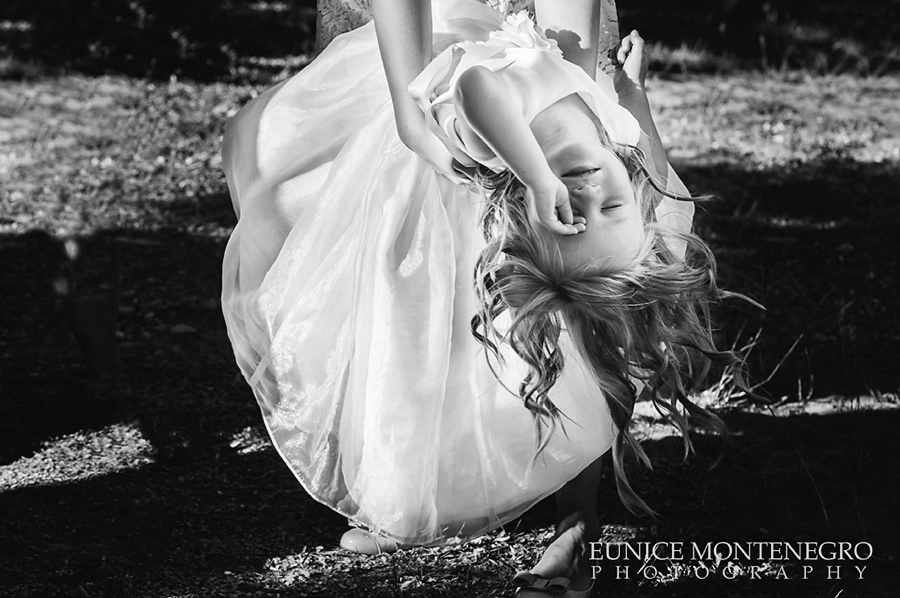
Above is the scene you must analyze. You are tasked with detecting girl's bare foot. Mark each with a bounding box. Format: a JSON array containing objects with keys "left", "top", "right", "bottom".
[{"left": 339, "top": 527, "right": 400, "bottom": 554}]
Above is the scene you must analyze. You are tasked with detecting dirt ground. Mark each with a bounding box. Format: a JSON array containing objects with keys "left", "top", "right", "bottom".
[{"left": 1, "top": 72, "right": 899, "bottom": 597}]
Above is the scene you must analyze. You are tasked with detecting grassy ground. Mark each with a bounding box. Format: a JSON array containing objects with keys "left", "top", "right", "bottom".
[
  {"left": 1, "top": 68, "right": 899, "bottom": 596},
  {"left": 1, "top": 0, "right": 897, "bottom": 80}
]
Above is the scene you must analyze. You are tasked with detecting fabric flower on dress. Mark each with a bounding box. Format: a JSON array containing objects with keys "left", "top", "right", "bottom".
[{"left": 489, "top": 11, "right": 561, "bottom": 55}]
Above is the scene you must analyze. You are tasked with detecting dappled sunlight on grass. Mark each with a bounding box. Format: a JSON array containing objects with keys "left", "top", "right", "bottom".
[
  {"left": 0, "top": 422, "right": 153, "bottom": 491},
  {"left": 650, "top": 74, "right": 900, "bottom": 168},
  {"left": 1, "top": 62, "right": 898, "bottom": 596},
  {"left": 229, "top": 425, "right": 271, "bottom": 455},
  {"left": 0, "top": 76, "right": 240, "bottom": 238},
  {"left": 763, "top": 217, "right": 840, "bottom": 230}
]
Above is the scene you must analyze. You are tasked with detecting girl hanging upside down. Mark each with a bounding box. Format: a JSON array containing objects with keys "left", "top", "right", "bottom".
[{"left": 221, "top": 1, "right": 750, "bottom": 595}]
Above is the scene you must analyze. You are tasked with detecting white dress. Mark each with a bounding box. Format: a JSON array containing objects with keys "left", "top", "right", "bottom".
[{"left": 221, "top": 0, "right": 692, "bottom": 545}]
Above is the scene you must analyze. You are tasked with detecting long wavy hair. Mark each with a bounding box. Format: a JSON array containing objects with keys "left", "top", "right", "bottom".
[{"left": 469, "top": 131, "right": 753, "bottom": 514}]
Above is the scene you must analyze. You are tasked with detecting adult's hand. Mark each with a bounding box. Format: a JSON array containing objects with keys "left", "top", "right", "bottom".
[{"left": 400, "top": 126, "right": 459, "bottom": 181}]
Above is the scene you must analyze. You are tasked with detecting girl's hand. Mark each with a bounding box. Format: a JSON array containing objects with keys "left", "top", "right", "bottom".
[
  {"left": 526, "top": 178, "right": 585, "bottom": 236},
  {"left": 613, "top": 30, "right": 649, "bottom": 100}
]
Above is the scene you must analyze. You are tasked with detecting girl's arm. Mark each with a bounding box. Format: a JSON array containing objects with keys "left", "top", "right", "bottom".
[
  {"left": 614, "top": 31, "right": 668, "bottom": 186},
  {"left": 372, "top": 0, "right": 455, "bottom": 177},
  {"left": 534, "top": 4, "right": 668, "bottom": 188},
  {"left": 455, "top": 66, "right": 581, "bottom": 235}
]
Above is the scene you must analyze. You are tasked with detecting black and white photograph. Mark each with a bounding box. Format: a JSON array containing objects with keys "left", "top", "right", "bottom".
[{"left": 1, "top": 0, "right": 898, "bottom": 596}]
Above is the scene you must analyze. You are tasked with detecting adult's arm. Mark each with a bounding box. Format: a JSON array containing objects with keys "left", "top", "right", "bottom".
[
  {"left": 534, "top": 0, "right": 602, "bottom": 78},
  {"left": 372, "top": 0, "right": 454, "bottom": 176}
]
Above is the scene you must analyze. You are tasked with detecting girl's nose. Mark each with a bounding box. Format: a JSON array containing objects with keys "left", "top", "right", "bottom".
[{"left": 568, "top": 182, "right": 600, "bottom": 206}]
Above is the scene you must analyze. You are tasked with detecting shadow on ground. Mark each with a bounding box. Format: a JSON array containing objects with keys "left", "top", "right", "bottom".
[
  {"left": 0, "top": 0, "right": 317, "bottom": 81},
  {"left": 1, "top": 0, "right": 898, "bottom": 81},
  {"left": 684, "top": 158, "right": 900, "bottom": 399},
  {"left": 1, "top": 153, "right": 899, "bottom": 595},
  {"left": 1, "top": 396, "right": 897, "bottom": 596}
]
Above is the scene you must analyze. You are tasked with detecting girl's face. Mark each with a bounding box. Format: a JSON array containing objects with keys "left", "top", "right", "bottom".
[{"left": 529, "top": 95, "right": 644, "bottom": 271}]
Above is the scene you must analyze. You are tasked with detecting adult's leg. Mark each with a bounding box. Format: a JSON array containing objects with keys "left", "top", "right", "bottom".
[
  {"left": 535, "top": 0, "right": 601, "bottom": 77},
  {"left": 534, "top": 0, "right": 619, "bottom": 79},
  {"left": 523, "top": 457, "right": 603, "bottom": 594}
]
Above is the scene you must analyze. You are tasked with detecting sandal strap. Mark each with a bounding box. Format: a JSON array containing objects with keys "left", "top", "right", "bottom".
[{"left": 512, "top": 571, "right": 571, "bottom": 595}]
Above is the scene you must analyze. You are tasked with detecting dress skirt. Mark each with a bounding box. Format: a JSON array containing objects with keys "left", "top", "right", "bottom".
[{"left": 221, "top": 1, "right": 616, "bottom": 545}]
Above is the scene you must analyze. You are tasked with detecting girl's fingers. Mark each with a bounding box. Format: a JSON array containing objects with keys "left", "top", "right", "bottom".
[
  {"left": 555, "top": 198, "right": 574, "bottom": 226},
  {"left": 554, "top": 189, "right": 586, "bottom": 234},
  {"left": 529, "top": 182, "right": 581, "bottom": 235},
  {"left": 540, "top": 211, "right": 579, "bottom": 235},
  {"left": 555, "top": 223, "right": 581, "bottom": 235},
  {"left": 572, "top": 214, "right": 587, "bottom": 232},
  {"left": 539, "top": 215, "right": 574, "bottom": 235}
]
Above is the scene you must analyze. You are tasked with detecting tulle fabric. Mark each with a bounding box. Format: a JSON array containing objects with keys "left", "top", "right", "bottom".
[{"left": 221, "top": 0, "right": 667, "bottom": 545}]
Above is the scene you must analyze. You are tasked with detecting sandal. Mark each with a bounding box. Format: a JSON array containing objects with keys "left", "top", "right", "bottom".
[{"left": 512, "top": 571, "right": 595, "bottom": 598}]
